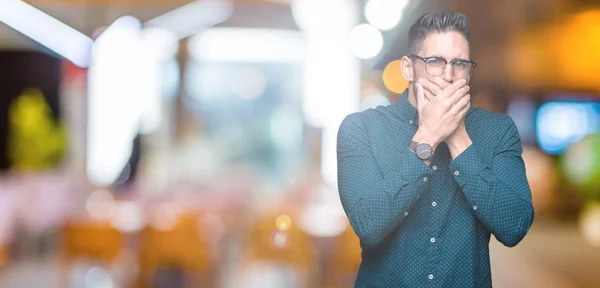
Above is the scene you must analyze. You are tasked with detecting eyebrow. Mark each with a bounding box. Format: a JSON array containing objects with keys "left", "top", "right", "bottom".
[{"left": 427, "top": 55, "right": 471, "bottom": 62}]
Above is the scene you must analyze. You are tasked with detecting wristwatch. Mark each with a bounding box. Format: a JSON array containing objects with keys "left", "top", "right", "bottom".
[{"left": 409, "top": 141, "right": 434, "bottom": 160}]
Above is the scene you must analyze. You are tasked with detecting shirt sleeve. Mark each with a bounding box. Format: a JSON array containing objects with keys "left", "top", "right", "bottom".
[
  {"left": 337, "top": 113, "right": 433, "bottom": 249},
  {"left": 449, "top": 117, "right": 535, "bottom": 247}
]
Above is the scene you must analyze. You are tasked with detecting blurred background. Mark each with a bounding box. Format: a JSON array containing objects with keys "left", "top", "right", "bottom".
[{"left": 0, "top": 0, "right": 599, "bottom": 287}]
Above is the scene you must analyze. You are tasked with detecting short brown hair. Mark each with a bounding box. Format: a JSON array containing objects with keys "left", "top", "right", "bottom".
[{"left": 407, "top": 12, "right": 471, "bottom": 54}]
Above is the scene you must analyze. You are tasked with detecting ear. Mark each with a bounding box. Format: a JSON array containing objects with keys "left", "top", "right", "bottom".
[{"left": 400, "top": 55, "right": 414, "bottom": 82}]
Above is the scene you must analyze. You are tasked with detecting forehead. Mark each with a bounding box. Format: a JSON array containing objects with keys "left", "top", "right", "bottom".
[{"left": 418, "top": 31, "right": 470, "bottom": 59}]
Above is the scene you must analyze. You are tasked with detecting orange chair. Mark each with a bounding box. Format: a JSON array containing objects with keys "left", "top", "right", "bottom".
[
  {"left": 137, "top": 213, "right": 214, "bottom": 288},
  {"left": 0, "top": 244, "right": 7, "bottom": 267},
  {"left": 60, "top": 220, "right": 125, "bottom": 287}
]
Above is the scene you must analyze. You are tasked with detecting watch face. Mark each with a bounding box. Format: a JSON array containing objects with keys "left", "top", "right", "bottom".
[{"left": 416, "top": 143, "right": 433, "bottom": 160}]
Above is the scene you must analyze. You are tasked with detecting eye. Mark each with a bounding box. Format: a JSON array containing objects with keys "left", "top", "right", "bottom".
[{"left": 453, "top": 61, "right": 469, "bottom": 69}]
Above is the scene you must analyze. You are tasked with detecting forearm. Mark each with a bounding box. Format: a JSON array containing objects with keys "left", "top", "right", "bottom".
[
  {"left": 341, "top": 151, "right": 433, "bottom": 249},
  {"left": 450, "top": 145, "right": 534, "bottom": 247}
]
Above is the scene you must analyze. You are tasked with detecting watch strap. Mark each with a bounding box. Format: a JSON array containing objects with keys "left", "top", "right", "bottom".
[{"left": 408, "top": 141, "right": 418, "bottom": 153}]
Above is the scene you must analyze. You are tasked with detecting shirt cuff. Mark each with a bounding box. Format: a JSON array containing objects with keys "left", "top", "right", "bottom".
[{"left": 449, "top": 144, "right": 488, "bottom": 187}]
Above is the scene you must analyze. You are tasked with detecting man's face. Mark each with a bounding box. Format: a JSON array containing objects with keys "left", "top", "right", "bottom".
[
  {"left": 401, "top": 31, "right": 471, "bottom": 93},
  {"left": 414, "top": 31, "right": 470, "bottom": 84}
]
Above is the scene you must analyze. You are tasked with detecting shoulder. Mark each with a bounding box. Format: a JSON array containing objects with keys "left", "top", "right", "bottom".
[
  {"left": 337, "top": 105, "right": 397, "bottom": 145},
  {"left": 338, "top": 105, "right": 395, "bottom": 133},
  {"left": 467, "top": 108, "right": 521, "bottom": 156}
]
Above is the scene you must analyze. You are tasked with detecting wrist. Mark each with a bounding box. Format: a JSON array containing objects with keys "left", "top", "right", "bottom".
[
  {"left": 447, "top": 134, "right": 472, "bottom": 158},
  {"left": 412, "top": 129, "right": 440, "bottom": 151}
]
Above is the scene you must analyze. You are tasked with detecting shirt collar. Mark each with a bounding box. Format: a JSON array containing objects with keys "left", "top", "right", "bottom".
[{"left": 392, "top": 88, "right": 419, "bottom": 126}]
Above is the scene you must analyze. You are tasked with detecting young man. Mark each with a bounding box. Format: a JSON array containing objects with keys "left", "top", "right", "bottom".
[{"left": 337, "top": 12, "right": 534, "bottom": 287}]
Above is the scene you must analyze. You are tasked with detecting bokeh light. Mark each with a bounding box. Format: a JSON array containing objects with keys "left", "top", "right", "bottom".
[
  {"left": 522, "top": 146, "right": 558, "bottom": 212},
  {"left": 270, "top": 230, "right": 290, "bottom": 249},
  {"left": 348, "top": 24, "right": 383, "bottom": 59},
  {"left": 382, "top": 59, "right": 409, "bottom": 93},
  {"left": 536, "top": 102, "right": 597, "bottom": 155},
  {"left": 275, "top": 215, "right": 292, "bottom": 231},
  {"left": 149, "top": 202, "right": 180, "bottom": 231},
  {"left": 110, "top": 201, "right": 144, "bottom": 233},
  {"left": 562, "top": 134, "right": 600, "bottom": 199},
  {"left": 364, "top": 0, "right": 407, "bottom": 30},
  {"left": 297, "top": 184, "right": 348, "bottom": 238},
  {"left": 84, "top": 267, "right": 115, "bottom": 288},
  {"left": 86, "top": 189, "right": 116, "bottom": 220},
  {"left": 580, "top": 201, "right": 600, "bottom": 247}
]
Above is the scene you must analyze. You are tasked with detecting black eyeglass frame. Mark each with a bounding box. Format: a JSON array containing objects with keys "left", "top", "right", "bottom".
[{"left": 407, "top": 53, "right": 477, "bottom": 78}]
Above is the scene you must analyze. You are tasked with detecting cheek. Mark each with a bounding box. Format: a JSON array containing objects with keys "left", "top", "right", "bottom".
[
  {"left": 412, "top": 65, "right": 426, "bottom": 79},
  {"left": 414, "top": 68, "right": 436, "bottom": 82}
]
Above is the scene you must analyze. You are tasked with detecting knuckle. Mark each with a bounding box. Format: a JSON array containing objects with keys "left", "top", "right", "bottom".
[{"left": 442, "top": 102, "right": 450, "bottom": 111}]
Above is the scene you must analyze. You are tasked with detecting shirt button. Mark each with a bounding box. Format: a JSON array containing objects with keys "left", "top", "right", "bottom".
[
  {"left": 404, "top": 212, "right": 408, "bottom": 216},
  {"left": 473, "top": 205, "right": 478, "bottom": 210},
  {"left": 454, "top": 171, "right": 460, "bottom": 176},
  {"left": 409, "top": 120, "right": 414, "bottom": 125},
  {"left": 430, "top": 237, "right": 436, "bottom": 243},
  {"left": 432, "top": 202, "right": 437, "bottom": 207},
  {"left": 423, "top": 177, "right": 428, "bottom": 182},
  {"left": 432, "top": 166, "right": 437, "bottom": 170},
  {"left": 428, "top": 274, "right": 434, "bottom": 280}
]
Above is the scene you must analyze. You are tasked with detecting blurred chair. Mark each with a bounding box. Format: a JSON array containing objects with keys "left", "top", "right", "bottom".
[
  {"left": 60, "top": 220, "right": 124, "bottom": 287},
  {"left": 137, "top": 212, "right": 214, "bottom": 288},
  {"left": 237, "top": 211, "right": 318, "bottom": 288},
  {"left": 324, "top": 223, "right": 362, "bottom": 288},
  {"left": 0, "top": 244, "right": 7, "bottom": 267}
]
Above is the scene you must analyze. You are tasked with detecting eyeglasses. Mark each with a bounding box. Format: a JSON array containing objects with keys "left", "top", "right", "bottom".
[{"left": 407, "top": 54, "right": 477, "bottom": 79}]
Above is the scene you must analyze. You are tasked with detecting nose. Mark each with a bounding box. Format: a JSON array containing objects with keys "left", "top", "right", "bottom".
[{"left": 441, "top": 62, "right": 453, "bottom": 82}]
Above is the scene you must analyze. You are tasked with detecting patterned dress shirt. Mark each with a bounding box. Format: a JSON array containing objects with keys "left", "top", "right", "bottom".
[{"left": 337, "top": 89, "right": 535, "bottom": 287}]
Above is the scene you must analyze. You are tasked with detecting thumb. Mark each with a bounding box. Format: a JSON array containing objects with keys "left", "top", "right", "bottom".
[{"left": 415, "top": 83, "right": 426, "bottom": 110}]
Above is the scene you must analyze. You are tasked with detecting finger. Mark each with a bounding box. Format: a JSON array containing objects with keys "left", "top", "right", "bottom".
[
  {"left": 455, "top": 94, "right": 471, "bottom": 116},
  {"left": 446, "top": 93, "right": 470, "bottom": 116},
  {"left": 431, "top": 77, "right": 450, "bottom": 90},
  {"left": 418, "top": 78, "right": 443, "bottom": 96},
  {"left": 437, "top": 78, "right": 467, "bottom": 101},
  {"left": 415, "top": 83, "right": 426, "bottom": 110},
  {"left": 455, "top": 103, "right": 470, "bottom": 122},
  {"left": 445, "top": 85, "right": 470, "bottom": 107},
  {"left": 424, "top": 89, "right": 435, "bottom": 101}
]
